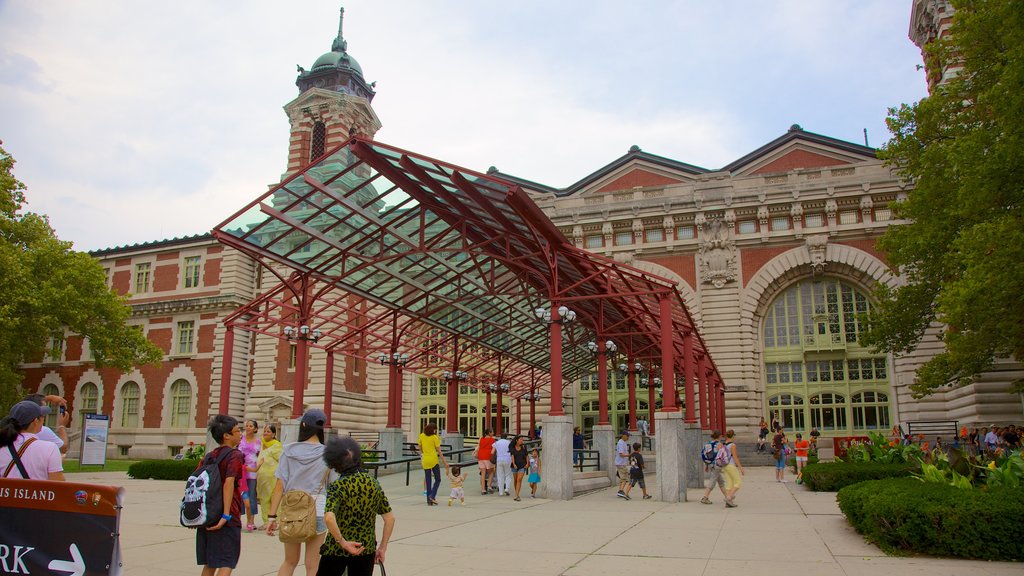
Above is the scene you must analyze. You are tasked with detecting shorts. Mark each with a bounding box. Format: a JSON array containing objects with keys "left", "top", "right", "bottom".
[
  {"left": 722, "top": 464, "right": 742, "bottom": 491},
  {"left": 705, "top": 465, "right": 726, "bottom": 489},
  {"left": 616, "top": 465, "right": 629, "bottom": 481},
  {"left": 629, "top": 475, "right": 646, "bottom": 489},
  {"left": 196, "top": 523, "right": 241, "bottom": 569},
  {"left": 316, "top": 553, "right": 376, "bottom": 576},
  {"left": 450, "top": 487, "right": 464, "bottom": 500},
  {"left": 478, "top": 460, "right": 494, "bottom": 470},
  {"left": 775, "top": 457, "right": 786, "bottom": 470},
  {"left": 796, "top": 456, "right": 808, "bottom": 463},
  {"left": 245, "top": 478, "right": 258, "bottom": 513},
  {"left": 316, "top": 515, "right": 326, "bottom": 534}
]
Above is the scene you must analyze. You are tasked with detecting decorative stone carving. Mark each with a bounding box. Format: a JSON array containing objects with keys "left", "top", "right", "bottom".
[
  {"left": 757, "top": 206, "right": 770, "bottom": 226},
  {"left": 790, "top": 202, "right": 804, "bottom": 219},
  {"left": 632, "top": 219, "right": 644, "bottom": 243},
  {"left": 662, "top": 215, "right": 675, "bottom": 231},
  {"left": 723, "top": 209, "right": 736, "bottom": 226},
  {"left": 806, "top": 234, "right": 829, "bottom": 275},
  {"left": 572, "top": 225, "right": 583, "bottom": 248},
  {"left": 693, "top": 191, "right": 703, "bottom": 210},
  {"left": 698, "top": 218, "right": 737, "bottom": 288},
  {"left": 825, "top": 199, "right": 838, "bottom": 219}
]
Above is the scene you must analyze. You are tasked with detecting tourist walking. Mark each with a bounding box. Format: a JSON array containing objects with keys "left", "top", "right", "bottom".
[
  {"left": 476, "top": 428, "right": 496, "bottom": 495},
  {"left": 446, "top": 465, "right": 468, "bottom": 506},
  {"left": 0, "top": 400, "right": 64, "bottom": 481},
  {"left": 527, "top": 448, "right": 542, "bottom": 498},
  {"left": 255, "top": 424, "right": 283, "bottom": 528},
  {"left": 572, "top": 426, "right": 586, "bottom": 470},
  {"left": 772, "top": 426, "right": 789, "bottom": 482},
  {"left": 622, "top": 442, "right": 651, "bottom": 500},
  {"left": 418, "top": 423, "right": 448, "bottom": 505},
  {"left": 793, "top": 433, "right": 810, "bottom": 483},
  {"left": 510, "top": 435, "right": 529, "bottom": 501},
  {"left": 317, "top": 437, "right": 395, "bottom": 576},
  {"left": 195, "top": 415, "right": 244, "bottom": 575},
  {"left": 615, "top": 430, "right": 631, "bottom": 498},
  {"left": 721, "top": 429, "right": 744, "bottom": 507},
  {"left": 266, "top": 409, "right": 336, "bottom": 576},
  {"left": 700, "top": 430, "right": 728, "bottom": 505},
  {"left": 238, "top": 419, "right": 261, "bottom": 532},
  {"left": 493, "top": 433, "right": 512, "bottom": 496}
]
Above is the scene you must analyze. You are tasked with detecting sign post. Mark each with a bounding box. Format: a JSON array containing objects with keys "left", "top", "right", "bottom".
[
  {"left": 0, "top": 479, "right": 123, "bottom": 575},
  {"left": 80, "top": 414, "right": 110, "bottom": 467}
]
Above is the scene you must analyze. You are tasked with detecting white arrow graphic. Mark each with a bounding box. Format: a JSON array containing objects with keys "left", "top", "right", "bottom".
[{"left": 48, "top": 543, "right": 85, "bottom": 576}]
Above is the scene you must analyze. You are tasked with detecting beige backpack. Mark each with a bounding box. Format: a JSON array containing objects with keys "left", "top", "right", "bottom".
[{"left": 278, "top": 469, "right": 329, "bottom": 543}]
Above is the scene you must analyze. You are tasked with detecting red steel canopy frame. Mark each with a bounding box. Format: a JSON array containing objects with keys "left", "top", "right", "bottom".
[{"left": 212, "top": 137, "right": 724, "bottom": 428}]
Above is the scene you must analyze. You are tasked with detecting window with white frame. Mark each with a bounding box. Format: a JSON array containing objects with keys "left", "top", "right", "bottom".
[
  {"left": 738, "top": 220, "right": 757, "bottom": 234},
  {"left": 771, "top": 216, "right": 790, "bottom": 231},
  {"left": 584, "top": 235, "right": 603, "bottom": 249},
  {"left": 644, "top": 229, "right": 664, "bottom": 243},
  {"left": 614, "top": 231, "right": 632, "bottom": 246},
  {"left": 42, "top": 383, "right": 59, "bottom": 428},
  {"left": 839, "top": 210, "right": 858, "bottom": 225},
  {"left": 170, "top": 379, "right": 191, "bottom": 428},
  {"left": 804, "top": 213, "right": 825, "bottom": 228},
  {"left": 79, "top": 382, "right": 99, "bottom": 429},
  {"left": 120, "top": 381, "right": 140, "bottom": 428},
  {"left": 134, "top": 263, "right": 151, "bottom": 294},
  {"left": 874, "top": 207, "right": 892, "bottom": 221},
  {"left": 176, "top": 321, "right": 195, "bottom": 355},
  {"left": 183, "top": 256, "right": 202, "bottom": 288},
  {"left": 675, "top": 225, "right": 695, "bottom": 240}
]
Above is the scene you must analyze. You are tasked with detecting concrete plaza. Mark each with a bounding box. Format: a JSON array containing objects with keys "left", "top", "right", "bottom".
[{"left": 67, "top": 466, "right": 1020, "bottom": 576}]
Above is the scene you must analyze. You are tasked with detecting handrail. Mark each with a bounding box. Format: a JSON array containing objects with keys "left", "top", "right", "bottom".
[
  {"left": 572, "top": 448, "right": 601, "bottom": 472},
  {"left": 368, "top": 441, "right": 545, "bottom": 486}
]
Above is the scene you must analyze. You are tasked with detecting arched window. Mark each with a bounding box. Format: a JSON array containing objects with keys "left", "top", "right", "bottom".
[
  {"left": 762, "top": 278, "right": 891, "bottom": 436},
  {"left": 41, "top": 383, "right": 59, "bottom": 428},
  {"left": 310, "top": 121, "right": 326, "bottom": 162},
  {"left": 120, "top": 381, "right": 140, "bottom": 428},
  {"left": 418, "top": 405, "right": 446, "bottom": 432},
  {"left": 80, "top": 382, "right": 99, "bottom": 418},
  {"left": 580, "top": 400, "right": 600, "bottom": 412},
  {"left": 458, "top": 403, "right": 478, "bottom": 437},
  {"left": 170, "top": 380, "right": 192, "bottom": 428},
  {"left": 852, "top": 391, "right": 890, "bottom": 430},
  {"left": 809, "top": 392, "right": 847, "bottom": 431},
  {"left": 768, "top": 393, "right": 805, "bottom": 431}
]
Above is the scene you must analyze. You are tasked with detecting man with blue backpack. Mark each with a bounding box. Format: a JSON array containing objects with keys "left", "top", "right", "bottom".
[{"left": 699, "top": 430, "right": 729, "bottom": 505}]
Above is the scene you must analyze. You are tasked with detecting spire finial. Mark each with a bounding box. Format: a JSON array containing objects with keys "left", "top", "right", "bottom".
[{"left": 331, "top": 6, "right": 348, "bottom": 53}]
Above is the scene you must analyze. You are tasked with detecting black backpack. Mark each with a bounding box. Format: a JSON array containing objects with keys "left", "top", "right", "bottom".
[{"left": 180, "top": 447, "right": 234, "bottom": 528}]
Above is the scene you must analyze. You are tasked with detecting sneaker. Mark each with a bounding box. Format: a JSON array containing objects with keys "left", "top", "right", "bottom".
[
  {"left": 481, "top": 491, "right": 488, "bottom": 495},
  {"left": 616, "top": 491, "right": 626, "bottom": 499},
  {"left": 700, "top": 497, "right": 712, "bottom": 505},
  {"left": 623, "top": 494, "right": 631, "bottom": 500},
  {"left": 643, "top": 495, "right": 652, "bottom": 500},
  {"left": 448, "top": 500, "right": 452, "bottom": 506},
  {"left": 530, "top": 494, "right": 535, "bottom": 499},
  {"left": 725, "top": 501, "right": 738, "bottom": 508}
]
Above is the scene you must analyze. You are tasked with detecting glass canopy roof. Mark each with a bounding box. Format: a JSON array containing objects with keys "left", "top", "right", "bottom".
[{"left": 213, "top": 137, "right": 719, "bottom": 396}]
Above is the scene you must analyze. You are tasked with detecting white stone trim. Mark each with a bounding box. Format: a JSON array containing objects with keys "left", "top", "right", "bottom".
[
  {"left": 111, "top": 370, "right": 147, "bottom": 429},
  {"left": 162, "top": 365, "right": 199, "bottom": 429}
]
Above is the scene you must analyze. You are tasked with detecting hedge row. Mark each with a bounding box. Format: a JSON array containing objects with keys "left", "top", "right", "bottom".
[
  {"left": 127, "top": 459, "right": 199, "bottom": 481},
  {"left": 801, "top": 461, "right": 918, "bottom": 491},
  {"left": 837, "top": 477, "right": 1024, "bottom": 561}
]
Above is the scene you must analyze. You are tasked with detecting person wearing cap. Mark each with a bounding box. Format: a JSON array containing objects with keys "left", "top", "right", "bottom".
[
  {"left": 0, "top": 400, "right": 65, "bottom": 480},
  {"left": 615, "top": 430, "right": 631, "bottom": 498},
  {"left": 266, "top": 409, "right": 337, "bottom": 576},
  {"left": 23, "top": 392, "right": 72, "bottom": 455}
]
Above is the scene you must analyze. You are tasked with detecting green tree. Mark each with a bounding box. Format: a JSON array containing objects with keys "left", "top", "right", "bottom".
[
  {"left": 0, "top": 143, "right": 163, "bottom": 412},
  {"left": 863, "top": 0, "right": 1024, "bottom": 397}
]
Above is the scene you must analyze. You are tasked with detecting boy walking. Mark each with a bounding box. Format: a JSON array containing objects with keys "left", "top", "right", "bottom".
[
  {"left": 622, "top": 442, "right": 651, "bottom": 500},
  {"left": 196, "top": 415, "right": 244, "bottom": 576},
  {"left": 700, "top": 430, "right": 728, "bottom": 505},
  {"left": 615, "top": 430, "right": 631, "bottom": 498}
]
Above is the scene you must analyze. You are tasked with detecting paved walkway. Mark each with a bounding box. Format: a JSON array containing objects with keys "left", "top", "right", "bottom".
[{"left": 67, "top": 467, "right": 1020, "bottom": 576}]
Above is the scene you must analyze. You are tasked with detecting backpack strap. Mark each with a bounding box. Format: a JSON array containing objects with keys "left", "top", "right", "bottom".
[{"left": 4, "top": 437, "right": 37, "bottom": 479}]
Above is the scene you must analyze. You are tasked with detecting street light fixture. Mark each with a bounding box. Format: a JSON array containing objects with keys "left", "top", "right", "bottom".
[
  {"left": 534, "top": 305, "right": 576, "bottom": 324},
  {"left": 283, "top": 325, "right": 322, "bottom": 343},
  {"left": 442, "top": 370, "right": 468, "bottom": 381},
  {"left": 378, "top": 351, "right": 410, "bottom": 366}
]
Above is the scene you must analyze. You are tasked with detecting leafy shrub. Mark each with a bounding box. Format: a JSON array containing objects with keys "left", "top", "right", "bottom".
[
  {"left": 128, "top": 459, "right": 199, "bottom": 481},
  {"left": 842, "top": 431, "right": 924, "bottom": 464},
  {"left": 801, "top": 461, "right": 918, "bottom": 491},
  {"left": 837, "top": 477, "right": 1024, "bottom": 560}
]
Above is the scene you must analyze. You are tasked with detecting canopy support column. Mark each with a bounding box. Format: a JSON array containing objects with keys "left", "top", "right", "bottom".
[
  {"left": 627, "top": 362, "right": 638, "bottom": 432},
  {"left": 659, "top": 294, "right": 677, "bottom": 413},
  {"left": 597, "top": 339, "right": 610, "bottom": 425},
  {"left": 325, "top": 350, "right": 335, "bottom": 427},
  {"left": 682, "top": 331, "right": 696, "bottom": 424},
  {"left": 219, "top": 325, "right": 234, "bottom": 414},
  {"left": 548, "top": 304, "right": 565, "bottom": 416},
  {"left": 698, "top": 355, "right": 709, "bottom": 431}
]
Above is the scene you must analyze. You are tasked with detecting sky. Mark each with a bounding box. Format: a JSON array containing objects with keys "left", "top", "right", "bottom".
[{"left": 0, "top": 1, "right": 930, "bottom": 252}]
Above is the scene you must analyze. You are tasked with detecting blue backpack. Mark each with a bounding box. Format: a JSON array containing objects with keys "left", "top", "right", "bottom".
[{"left": 700, "top": 440, "right": 719, "bottom": 466}]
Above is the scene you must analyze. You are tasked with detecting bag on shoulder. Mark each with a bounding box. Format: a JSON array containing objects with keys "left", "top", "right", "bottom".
[
  {"left": 278, "top": 469, "right": 330, "bottom": 543},
  {"left": 489, "top": 450, "right": 497, "bottom": 464},
  {"left": 700, "top": 440, "right": 719, "bottom": 466},
  {"left": 180, "top": 448, "right": 234, "bottom": 528},
  {"left": 714, "top": 443, "right": 731, "bottom": 467}
]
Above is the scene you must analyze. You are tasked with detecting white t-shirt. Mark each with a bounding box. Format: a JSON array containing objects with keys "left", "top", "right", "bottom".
[
  {"left": 493, "top": 438, "right": 512, "bottom": 463},
  {"left": 0, "top": 433, "right": 63, "bottom": 480},
  {"left": 615, "top": 439, "right": 630, "bottom": 466},
  {"left": 37, "top": 425, "right": 64, "bottom": 448}
]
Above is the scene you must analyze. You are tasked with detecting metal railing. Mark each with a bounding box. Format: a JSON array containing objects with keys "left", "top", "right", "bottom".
[{"left": 370, "top": 439, "right": 546, "bottom": 486}]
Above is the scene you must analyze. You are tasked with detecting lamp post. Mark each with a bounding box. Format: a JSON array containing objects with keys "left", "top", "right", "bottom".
[
  {"left": 380, "top": 351, "right": 410, "bottom": 429},
  {"left": 528, "top": 391, "right": 541, "bottom": 438},
  {"left": 442, "top": 370, "right": 467, "bottom": 435},
  {"left": 618, "top": 361, "right": 644, "bottom": 432},
  {"left": 283, "top": 324, "right": 322, "bottom": 419},
  {"left": 586, "top": 339, "right": 617, "bottom": 426},
  {"left": 535, "top": 304, "right": 576, "bottom": 416}
]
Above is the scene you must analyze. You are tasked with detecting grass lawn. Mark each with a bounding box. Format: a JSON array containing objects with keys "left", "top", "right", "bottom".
[{"left": 63, "top": 459, "right": 138, "bottom": 473}]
